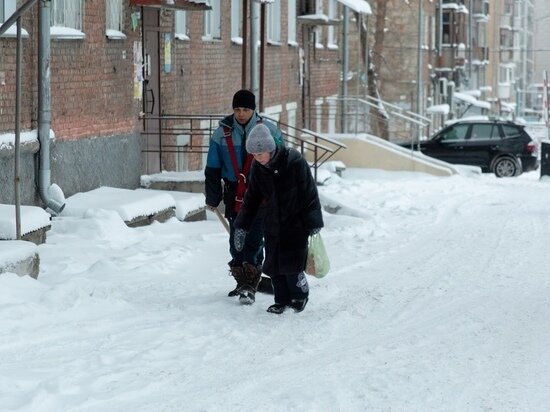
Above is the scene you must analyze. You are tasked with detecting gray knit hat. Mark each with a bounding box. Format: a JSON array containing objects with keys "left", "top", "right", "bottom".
[{"left": 246, "top": 124, "right": 276, "bottom": 154}]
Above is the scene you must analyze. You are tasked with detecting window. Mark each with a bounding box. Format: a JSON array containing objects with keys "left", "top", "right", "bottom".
[
  {"left": 0, "top": 0, "right": 27, "bottom": 38},
  {"left": 287, "top": 0, "right": 297, "bottom": 46},
  {"left": 203, "top": 1, "right": 221, "bottom": 40},
  {"left": 327, "top": 0, "right": 338, "bottom": 49},
  {"left": 300, "top": 0, "right": 316, "bottom": 15},
  {"left": 502, "top": 125, "right": 521, "bottom": 139},
  {"left": 470, "top": 124, "right": 499, "bottom": 140},
  {"left": 267, "top": 0, "right": 281, "bottom": 43},
  {"left": 175, "top": 10, "right": 189, "bottom": 40},
  {"left": 106, "top": 0, "right": 125, "bottom": 39},
  {"left": 51, "top": 0, "right": 84, "bottom": 39},
  {"left": 315, "top": 0, "right": 323, "bottom": 49},
  {"left": 231, "top": 0, "right": 242, "bottom": 44},
  {"left": 0, "top": 0, "right": 16, "bottom": 22},
  {"left": 441, "top": 124, "right": 469, "bottom": 141},
  {"left": 499, "top": 65, "right": 514, "bottom": 85},
  {"left": 442, "top": 11, "right": 453, "bottom": 44}
]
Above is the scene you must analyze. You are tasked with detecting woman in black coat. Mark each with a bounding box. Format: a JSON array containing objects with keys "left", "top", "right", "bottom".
[{"left": 234, "top": 124, "right": 324, "bottom": 314}]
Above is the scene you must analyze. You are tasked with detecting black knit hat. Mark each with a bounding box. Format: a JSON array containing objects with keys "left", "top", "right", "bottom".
[{"left": 232, "top": 89, "right": 256, "bottom": 110}]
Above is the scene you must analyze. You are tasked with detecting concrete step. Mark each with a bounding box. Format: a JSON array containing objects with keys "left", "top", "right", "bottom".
[{"left": 0, "top": 240, "right": 40, "bottom": 278}]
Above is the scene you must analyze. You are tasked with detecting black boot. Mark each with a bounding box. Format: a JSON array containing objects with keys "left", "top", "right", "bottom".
[
  {"left": 257, "top": 274, "right": 274, "bottom": 294},
  {"left": 267, "top": 303, "right": 287, "bottom": 314},
  {"left": 289, "top": 298, "right": 308, "bottom": 313},
  {"left": 227, "top": 263, "right": 245, "bottom": 297}
]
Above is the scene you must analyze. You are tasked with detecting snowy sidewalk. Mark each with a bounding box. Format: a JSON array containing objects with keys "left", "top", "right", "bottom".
[{"left": 2, "top": 169, "right": 550, "bottom": 410}]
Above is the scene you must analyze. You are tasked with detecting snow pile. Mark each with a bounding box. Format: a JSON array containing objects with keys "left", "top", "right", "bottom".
[
  {"left": 0, "top": 204, "right": 51, "bottom": 239},
  {"left": 60, "top": 186, "right": 176, "bottom": 221}
]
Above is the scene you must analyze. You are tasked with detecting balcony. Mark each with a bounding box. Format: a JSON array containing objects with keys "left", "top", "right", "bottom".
[
  {"left": 500, "top": 14, "right": 512, "bottom": 29},
  {"left": 471, "top": 0, "right": 489, "bottom": 21},
  {"left": 438, "top": 46, "right": 466, "bottom": 70},
  {"left": 472, "top": 46, "right": 489, "bottom": 65}
]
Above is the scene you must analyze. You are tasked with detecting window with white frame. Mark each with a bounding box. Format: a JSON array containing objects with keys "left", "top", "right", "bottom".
[
  {"left": 327, "top": 0, "right": 338, "bottom": 49},
  {"left": 499, "top": 65, "right": 514, "bottom": 85},
  {"left": 267, "top": 1, "right": 281, "bottom": 44},
  {"left": 231, "top": 0, "right": 242, "bottom": 44},
  {"left": 51, "top": 0, "right": 84, "bottom": 39},
  {"left": 315, "top": 0, "right": 323, "bottom": 49},
  {"left": 175, "top": 10, "right": 189, "bottom": 40},
  {"left": 106, "top": 0, "right": 125, "bottom": 39},
  {"left": 203, "top": 1, "right": 221, "bottom": 40},
  {"left": 287, "top": 0, "right": 297, "bottom": 46}
]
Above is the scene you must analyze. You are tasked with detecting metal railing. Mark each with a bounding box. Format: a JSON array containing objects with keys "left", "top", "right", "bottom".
[
  {"left": 311, "top": 95, "right": 432, "bottom": 143},
  {"left": 139, "top": 113, "right": 347, "bottom": 182},
  {"left": 0, "top": 0, "right": 39, "bottom": 240}
]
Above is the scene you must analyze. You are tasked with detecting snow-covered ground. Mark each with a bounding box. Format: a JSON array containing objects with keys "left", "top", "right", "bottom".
[{"left": 1, "top": 168, "right": 550, "bottom": 411}]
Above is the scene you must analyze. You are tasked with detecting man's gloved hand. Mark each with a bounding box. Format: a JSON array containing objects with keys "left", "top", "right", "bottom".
[
  {"left": 309, "top": 227, "right": 322, "bottom": 236},
  {"left": 234, "top": 228, "right": 247, "bottom": 252}
]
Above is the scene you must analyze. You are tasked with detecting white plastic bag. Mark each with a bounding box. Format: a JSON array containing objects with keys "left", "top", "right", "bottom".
[{"left": 305, "top": 233, "right": 330, "bottom": 278}]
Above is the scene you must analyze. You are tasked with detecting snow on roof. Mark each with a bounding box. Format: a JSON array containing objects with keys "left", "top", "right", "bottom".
[
  {"left": 461, "top": 89, "right": 482, "bottom": 98},
  {"left": 441, "top": 3, "right": 469, "bottom": 13},
  {"left": 336, "top": 0, "right": 372, "bottom": 14},
  {"left": 297, "top": 14, "right": 331, "bottom": 24},
  {"left": 454, "top": 92, "right": 491, "bottom": 109},
  {"left": 0, "top": 205, "right": 51, "bottom": 240},
  {"left": 427, "top": 104, "right": 450, "bottom": 115}
]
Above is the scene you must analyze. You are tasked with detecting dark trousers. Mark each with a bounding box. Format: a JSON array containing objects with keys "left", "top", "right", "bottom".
[
  {"left": 271, "top": 273, "right": 309, "bottom": 305},
  {"left": 227, "top": 210, "right": 264, "bottom": 266}
]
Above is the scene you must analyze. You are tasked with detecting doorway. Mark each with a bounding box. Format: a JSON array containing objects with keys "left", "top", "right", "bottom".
[{"left": 142, "top": 8, "right": 161, "bottom": 174}]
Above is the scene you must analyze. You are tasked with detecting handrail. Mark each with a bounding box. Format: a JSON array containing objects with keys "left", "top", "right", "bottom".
[
  {"left": 0, "top": 0, "right": 37, "bottom": 36},
  {"left": 324, "top": 95, "right": 432, "bottom": 141},
  {"left": 139, "top": 113, "right": 347, "bottom": 183}
]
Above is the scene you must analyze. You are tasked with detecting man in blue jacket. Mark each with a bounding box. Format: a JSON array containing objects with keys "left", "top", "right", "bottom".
[{"left": 204, "top": 89, "right": 283, "bottom": 304}]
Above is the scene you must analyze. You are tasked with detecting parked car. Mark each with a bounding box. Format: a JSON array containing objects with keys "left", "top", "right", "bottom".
[{"left": 401, "top": 119, "right": 539, "bottom": 177}]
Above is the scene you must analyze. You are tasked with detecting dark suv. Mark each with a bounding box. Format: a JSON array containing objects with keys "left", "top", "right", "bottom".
[{"left": 406, "top": 119, "right": 539, "bottom": 177}]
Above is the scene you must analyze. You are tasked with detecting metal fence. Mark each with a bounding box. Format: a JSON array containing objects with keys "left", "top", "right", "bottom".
[{"left": 140, "top": 113, "right": 347, "bottom": 182}]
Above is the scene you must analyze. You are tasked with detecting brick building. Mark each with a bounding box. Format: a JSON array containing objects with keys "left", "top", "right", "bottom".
[{"left": 1, "top": 0, "right": 368, "bottom": 208}]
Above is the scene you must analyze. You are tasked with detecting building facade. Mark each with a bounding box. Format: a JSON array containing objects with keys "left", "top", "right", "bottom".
[{"left": 0, "top": 0, "right": 367, "bottom": 207}]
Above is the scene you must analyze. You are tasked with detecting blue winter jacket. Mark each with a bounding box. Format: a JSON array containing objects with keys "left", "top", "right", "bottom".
[{"left": 204, "top": 112, "right": 283, "bottom": 210}]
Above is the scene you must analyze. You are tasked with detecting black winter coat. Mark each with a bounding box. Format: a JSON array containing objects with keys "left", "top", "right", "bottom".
[{"left": 234, "top": 147, "right": 323, "bottom": 276}]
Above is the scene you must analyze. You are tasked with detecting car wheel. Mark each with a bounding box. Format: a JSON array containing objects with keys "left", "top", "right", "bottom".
[{"left": 493, "top": 157, "right": 518, "bottom": 178}]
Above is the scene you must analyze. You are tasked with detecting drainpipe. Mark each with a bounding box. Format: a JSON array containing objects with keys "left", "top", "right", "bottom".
[
  {"left": 249, "top": 0, "right": 260, "bottom": 97},
  {"left": 241, "top": 0, "right": 248, "bottom": 89},
  {"left": 38, "top": 0, "right": 65, "bottom": 214},
  {"left": 341, "top": 6, "right": 349, "bottom": 133}
]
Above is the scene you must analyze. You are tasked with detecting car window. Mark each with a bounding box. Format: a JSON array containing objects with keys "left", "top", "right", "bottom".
[
  {"left": 470, "top": 124, "right": 500, "bottom": 140},
  {"left": 440, "top": 124, "right": 469, "bottom": 142},
  {"left": 501, "top": 125, "right": 522, "bottom": 138}
]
